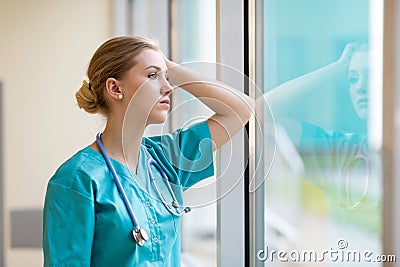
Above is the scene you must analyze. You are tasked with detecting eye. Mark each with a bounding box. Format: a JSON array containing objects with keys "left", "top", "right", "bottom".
[
  {"left": 164, "top": 71, "right": 169, "bottom": 82},
  {"left": 349, "top": 75, "right": 359, "bottom": 85},
  {"left": 148, "top": 72, "right": 158, "bottom": 80}
]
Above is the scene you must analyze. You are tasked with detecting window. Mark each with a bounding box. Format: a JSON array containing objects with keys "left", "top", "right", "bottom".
[{"left": 253, "top": 0, "right": 384, "bottom": 266}]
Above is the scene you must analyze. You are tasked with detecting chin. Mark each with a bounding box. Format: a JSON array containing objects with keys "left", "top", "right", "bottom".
[
  {"left": 356, "top": 110, "right": 368, "bottom": 121},
  {"left": 146, "top": 114, "right": 169, "bottom": 125}
]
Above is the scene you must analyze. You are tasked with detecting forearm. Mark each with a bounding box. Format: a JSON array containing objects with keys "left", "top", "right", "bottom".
[
  {"left": 168, "top": 64, "right": 254, "bottom": 124},
  {"left": 264, "top": 60, "right": 346, "bottom": 117}
]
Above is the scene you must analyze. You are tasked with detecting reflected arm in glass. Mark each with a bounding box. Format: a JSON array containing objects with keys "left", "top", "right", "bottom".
[{"left": 262, "top": 43, "right": 360, "bottom": 146}]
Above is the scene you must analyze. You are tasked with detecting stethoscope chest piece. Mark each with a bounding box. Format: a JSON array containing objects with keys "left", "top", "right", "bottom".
[{"left": 132, "top": 226, "right": 149, "bottom": 247}]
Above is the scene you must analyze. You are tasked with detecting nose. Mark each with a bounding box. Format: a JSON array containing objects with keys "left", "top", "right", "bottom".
[
  {"left": 356, "top": 75, "right": 368, "bottom": 95},
  {"left": 161, "top": 77, "right": 174, "bottom": 95}
]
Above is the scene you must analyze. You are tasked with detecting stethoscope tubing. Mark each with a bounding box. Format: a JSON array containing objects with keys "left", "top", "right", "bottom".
[
  {"left": 96, "top": 133, "right": 140, "bottom": 228},
  {"left": 340, "top": 139, "right": 370, "bottom": 210},
  {"left": 145, "top": 156, "right": 190, "bottom": 216},
  {"left": 96, "top": 133, "right": 190, "bottom": 223}
]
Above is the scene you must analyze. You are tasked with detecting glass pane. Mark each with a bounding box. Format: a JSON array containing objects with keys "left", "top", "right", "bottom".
[
  {"left": 170, "top": 1, "right": 217, "bottom": 267},
  {"left": 259, "top": 1, "right": 383, "bottom": 266},
  {"left": 130, "top": 1, "right": 217, "bottom": 265}
]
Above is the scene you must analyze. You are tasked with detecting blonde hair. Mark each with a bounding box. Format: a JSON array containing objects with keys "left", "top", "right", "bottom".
[{"left": 76, "top": 36, "right": 159, "bottom": 115}]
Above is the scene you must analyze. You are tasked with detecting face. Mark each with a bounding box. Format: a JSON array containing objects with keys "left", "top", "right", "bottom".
[
  {"left": 120, "top": 49, "right": 173, "bottom": 125},
  {"left": 348, "top": 50, "right": 369, "bottom": 120}
]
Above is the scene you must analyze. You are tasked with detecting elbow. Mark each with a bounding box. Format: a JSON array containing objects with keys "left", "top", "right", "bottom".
[
  {"left": 241, "top": 108, "right": 253, "bottom": 125},
  {"left": 233, "top": 104, "right": 252, "bottom": 126},
  {"left": 241, "top": 97, "right": 255, "bottom": 125}
]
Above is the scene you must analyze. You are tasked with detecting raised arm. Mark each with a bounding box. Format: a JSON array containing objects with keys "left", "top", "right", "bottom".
[
  {"left": 166, "top": 59, "right": 254, "bottom": 150},
  {"left": 261, "top": 44, "right": 358, "bottom": 145}
]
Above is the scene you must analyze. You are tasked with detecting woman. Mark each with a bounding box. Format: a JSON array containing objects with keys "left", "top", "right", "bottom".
[
  {"left": 265, "top": 44, "right": 377, "bottom": 208},
  {"left": 266, "top": 44, "right": 367, "bottom": 145},
  {"left": 265, "top": 43, "right": 381, "bottom": 266},
  {"left": 43, "top": 36, "right": 252, "bottom": 266}
]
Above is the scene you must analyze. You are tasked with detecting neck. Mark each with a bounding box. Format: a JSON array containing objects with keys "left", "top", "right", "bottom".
[{"left": 96, "top": 113, "right": 147, "bottom": 174}]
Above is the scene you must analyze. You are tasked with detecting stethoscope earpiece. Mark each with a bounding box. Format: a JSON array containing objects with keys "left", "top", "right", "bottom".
[
  {"left": 172, "top": 201, "right": 179, "bottom": 208},
  {"left": 145, "top": 150, "right": 191, "bottom": 217}
]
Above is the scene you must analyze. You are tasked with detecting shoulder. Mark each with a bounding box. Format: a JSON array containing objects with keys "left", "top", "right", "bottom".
[
  {"left": 51, "top": 148, "right": 98, "bottom": 181},
  {"left": 48, "top": 147, "right": 106, "bottom": 198},
  {"left": 300, "top": 122, "right": 365, "bottom": 152},
  {"left": 301, "top": 122, "right": 364, "bottom": 139}
]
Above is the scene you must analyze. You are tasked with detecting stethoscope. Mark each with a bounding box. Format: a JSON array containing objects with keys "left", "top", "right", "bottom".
[
  {"left": 96, "top": 133, "right": 191, "bottom": 246},
  {"left": 339, "top": 139, "right": 370, "bottom": 210}
]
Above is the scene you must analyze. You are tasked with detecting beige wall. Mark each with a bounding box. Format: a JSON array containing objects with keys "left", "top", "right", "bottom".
[{"left": 0, "top": 0, "right": 112, "bottom": 265}]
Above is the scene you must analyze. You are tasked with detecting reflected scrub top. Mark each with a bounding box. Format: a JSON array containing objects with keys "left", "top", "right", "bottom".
[
  {"left": 299, "top": 122, "right": 372, "bottom": 189},
  {"left": 298, "top": 122, "right": 381, "bottom": 217},
  {"left": 298, "top": 122, "right": 382, "bottom": 258},
  {"left": 43, "top": 121, "right": 214, "bottom": 267}
]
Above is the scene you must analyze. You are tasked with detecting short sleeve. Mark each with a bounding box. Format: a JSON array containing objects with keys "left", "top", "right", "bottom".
[
  {"left": 299, "top": 122, "right": 346, "bottom": 153},
  {"left": 298, "top": 121, "right": 364, "bottom": 190},
  {"left": 43, "top": 180, "right": 95, "bottom": 267},
  {"left": 148, "top": 121, "right": 215, "bottom": 189}
]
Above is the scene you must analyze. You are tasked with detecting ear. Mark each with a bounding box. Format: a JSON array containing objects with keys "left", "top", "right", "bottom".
[{"left": 105, "top": 78, "right": 123, "bottom": 100}]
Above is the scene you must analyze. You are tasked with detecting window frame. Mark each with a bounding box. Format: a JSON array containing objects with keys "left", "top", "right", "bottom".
[{"left": 383, "top": 0, "right": 400, "bottom": 265}]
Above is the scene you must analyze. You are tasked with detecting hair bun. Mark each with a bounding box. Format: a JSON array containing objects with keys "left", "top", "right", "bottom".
[{"left": 75, "top": 79, "right": 98, "bottom": 114}]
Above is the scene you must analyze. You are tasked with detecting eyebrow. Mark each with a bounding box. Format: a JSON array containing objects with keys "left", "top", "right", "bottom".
[{"left": 145, "top": 65, "right": 162, "bottom": 71}]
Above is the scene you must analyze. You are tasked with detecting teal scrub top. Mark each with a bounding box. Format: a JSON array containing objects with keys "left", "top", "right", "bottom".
[{"left": 43, "top": 121, "right": 214, "bottom": 267}]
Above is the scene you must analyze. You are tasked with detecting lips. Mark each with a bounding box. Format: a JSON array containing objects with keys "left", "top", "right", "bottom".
[
  {"left": 357, "top": 97, "right": 368, "bottom": 108},
  {"left": 159, "top": 98, "right": 170, "bottom": 105},
  {"left": 158, "top": 98, "right": 170, "bottom": 109}
]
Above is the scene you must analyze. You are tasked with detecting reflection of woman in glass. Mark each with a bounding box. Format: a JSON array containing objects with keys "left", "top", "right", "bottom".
[
  {"left": 266, "top": 43, "right": 368, "bottom": 145},
  {"left": 265, "top": 43, "right": 381, "bottom": 262}
]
